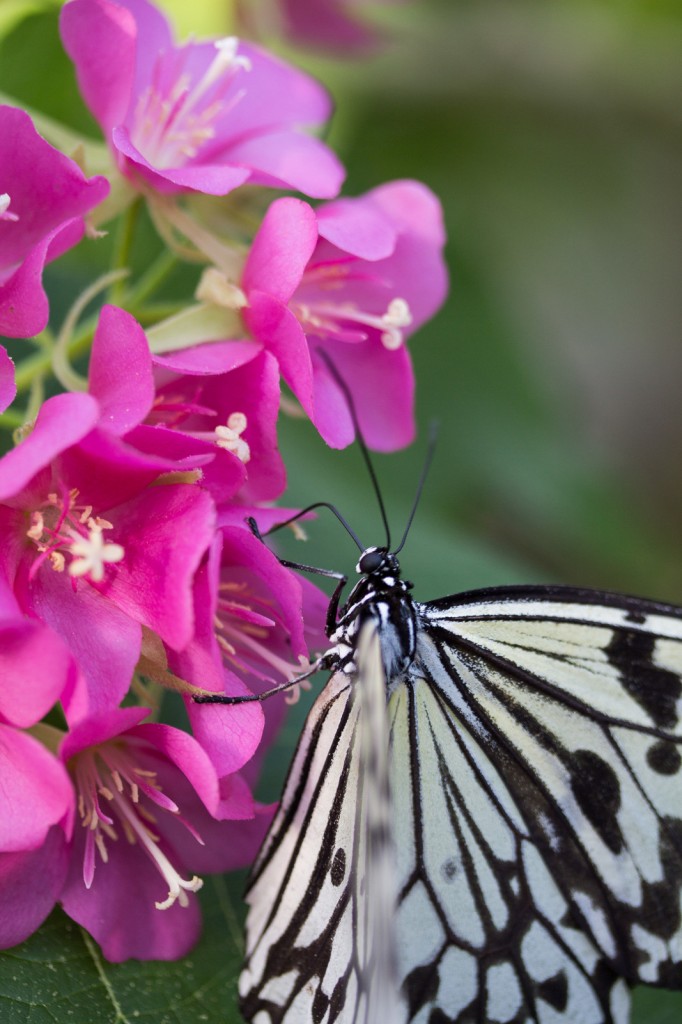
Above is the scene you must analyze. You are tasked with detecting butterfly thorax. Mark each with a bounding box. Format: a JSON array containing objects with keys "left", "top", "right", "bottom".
[{"left": 328, "top": 546, "right": 418, "bottom": 688}]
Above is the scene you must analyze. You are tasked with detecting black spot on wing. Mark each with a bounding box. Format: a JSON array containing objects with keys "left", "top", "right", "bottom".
[
  {"left": 441, "top": 857, "right": 458, "bottom": 882},
  {"left": 404, "top": 963, "right": 439, "bottom": 1017},
  {"left": 537, "top": 971, "right": 569, "bottom": 1011},
  {"left": 428, "top": 1010, "right": 451, "bottom": 1024},
  {"left": 312, "top": 987, "right": 329, "bottom": 1023},
  {"left": 625, "top": 610, "right": 647, "bottom": 624},
  {"left": 331, "top": 847, "right": 346, "bottom": 887},
  {"left": 647, "top": 739, "right": 682, "bottom": 776},
  {"left": 606, "top": 628, "right": 681, "bottom": 730},
  {"left": 568, "top": 750, "right": 623, "bottom": 854}
]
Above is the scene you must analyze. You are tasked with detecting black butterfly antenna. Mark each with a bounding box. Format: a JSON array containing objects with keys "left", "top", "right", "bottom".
[
  {"left": 194, "top": 360, "right": 436, "bottom": 707},
  {"left": 316, "top": 350, "right": 392, "bottom": 551},
  {"left": 394, "top": 420, "right": 438, "bottom": 555}
]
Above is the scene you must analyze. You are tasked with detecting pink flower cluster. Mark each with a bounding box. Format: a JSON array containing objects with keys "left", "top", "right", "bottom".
[{"left": 0, "top": 0, "right": 447, "bottom": 962}]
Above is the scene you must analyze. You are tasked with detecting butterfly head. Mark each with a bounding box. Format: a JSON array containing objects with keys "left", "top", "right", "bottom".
[{"left": 356, "top": 546, "right": 399, "bottom": 578}]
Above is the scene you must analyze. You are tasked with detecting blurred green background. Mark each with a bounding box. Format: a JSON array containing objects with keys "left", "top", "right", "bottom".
[{"left": 0, "top": 0, "right": 680, "bottom": 1020}]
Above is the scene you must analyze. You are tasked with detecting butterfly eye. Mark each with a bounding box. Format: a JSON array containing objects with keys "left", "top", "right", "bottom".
[{"left": 358, "top": 549, "right": 386, "bottom": 574}]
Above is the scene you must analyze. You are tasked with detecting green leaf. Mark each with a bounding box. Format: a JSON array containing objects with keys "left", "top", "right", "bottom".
[
  {"left": 0, "top": 8, "right": 98, "bottom": 136},
  {"left": 0, "top": 872, "right": 247, "bottom": 1024}
]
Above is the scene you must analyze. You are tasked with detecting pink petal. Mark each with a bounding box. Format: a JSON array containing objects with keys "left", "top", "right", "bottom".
[
  {"left": 122, "top": 424, "right": 219, "bottom": 474},
  {"left": 186, "top": 685, "right": 265, "bottom": 778},
  {"left": 311, "top": 336, "right": 415, "bottom": 451},
  {"left": 368, "top": 179, "right": 447, "bottom": 247},
  {"left": 0, "top": 105, "right": 109, "bottom": 269},
  {"left": 0, "top": 392, "right": 99, "bottom": 502},
  {"left": 88, "top": 305, "right": 154, "bottom": 434},
  {"left": 59, "top": 0, "right": 138, "bottom": 137},
  {"left": 226, "top": 130, "right": 344, "bottom": 199},
  {"left": 28, "top": 569, "right": 142, "bottom": 724},
  {"left": 308, "top": 352, "right": 355, "bottom": 448},
  {"left": 128, "top": 722, "right": 224, "bottom": 814},
  {"left": 61, "top": 824, "right": 201, "bottom": 962},
  {"left": 0, "top": 346, "right": 15, "bottom": 413},
  {"left": 245, "top": 292, "right": 315, "bottom": 418},
  {"left": 211, "top": 40, "right": 333, "bottom": 137},
  {"left": 0, "top": 620, "right": 75, "bottom": 728},
  {"left": 101, "top": 484, "right": 216, "bottom": 650},
  {"left": 107, "top": 0, "right": 175, "bottom": 93},
  {"left": 281, "top": 0, "right": 382, "bottom": 52},
  {"left": 60, "top": 705, "right": 149, "bottom": 762},
  {"left": 196, "top": 350, "right": 286, "bottom": 504},
  {"left": 155, "top": 770, "right": 272, "bottom": 873},
  {"left": 316, "top": 196, "right": 397, "bottom": 260},
  {"left": 112, "top": 126, "right": 252, "bottom": 195},
  {"left": 57, "top": 425, "right": 206, "bottom": 511},
  {"left": 0, "top": 227, "right": 74, "bottom": 338},
  {"left": 0, "top": 825, "right": 70, "bottom": 949},
  {"left": 0, "top": 569, "right": 20, "bottom": 618},
  {"left": 243, "top": 197, "right": 318, "bottom": 302},
  {"left": 0, "top": 724, "right": 74, "bottom": 851},
  {"left": 152, "top": 340, "right": 260, "bottom": 376},
  {"left": 222, "top": 525, "right": 308, "bottom": 656}
]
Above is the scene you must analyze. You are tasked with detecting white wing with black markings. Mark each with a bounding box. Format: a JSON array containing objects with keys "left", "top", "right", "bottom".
[
  {"left": 238, "top": 576, "right": 682, "bottom": 1024},
  {"left": 391, "top": 585, "right": 682, "bottom": 1022},
  {"left": 240, "top": 622, "right": 407, "bottom": 1024}
]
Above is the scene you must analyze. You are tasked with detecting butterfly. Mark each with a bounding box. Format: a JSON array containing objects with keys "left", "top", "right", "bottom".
[
  {"left": 194, "top": 358, "right": 682, "bottom": 1022},
  {"left": 234, "top": 546, "right": 682, "bottom": 1024}
]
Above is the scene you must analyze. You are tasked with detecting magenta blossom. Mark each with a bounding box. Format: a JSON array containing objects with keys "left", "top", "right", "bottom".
[
  {"left": 149, "top": 342, "right": 286, "bottom": 505},
  {"left": 242, "top": 180, "right": 448, "bottom": 449},
  {"left": 241, "top": 0, "right": 392, "bottom": 53},
  {"left": 168, "top": 520, "right": 327, "bottom": 778},
  {"left": 0, "top": 385, "right": 215, "bottom": 722},
  {"left": 60, "top": 0, "right": 344, "bottom": 199},
  {"left": 0, "top": 105, "right": 109, "bottom": 338},
  {"left": 87, "top": 304, "right": 284, "bottom": 504},
  {"left": 60, "top": 707, "right": 271, "bottom": 961},
  {"left": 0, "top": 724, "right": 74, "bottom": 949}
]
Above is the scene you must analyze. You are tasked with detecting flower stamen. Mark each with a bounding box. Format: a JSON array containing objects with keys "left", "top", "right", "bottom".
[
  {"left": 215, "top": 411, "right": 250, "bottom": 462},
  {"left": 26, "top": 487, "right": 125, "bottom": 583},
  {"left": 131, "top": 37, "right": 251, "bottom": 170},
  {"left": 0, "top": 192, "right": 19, "bottom": 222},
  {"left": 294, "top": 296, "right": 412, "bottom": 350},
  {"left": 72, "top": 745, "right": 204, "bottom": 910}
]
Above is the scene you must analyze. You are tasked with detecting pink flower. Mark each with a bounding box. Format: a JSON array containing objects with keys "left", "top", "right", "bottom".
[
  {"left": 87, "top": 304, "right": 284, "bottom": 504},
  {"left": 166, "top": 520, "right": 327, "bottom": 778},
  {"left": 60, "top": 707, "right": 271, "bottom": 961},
  {"left": 240, "top": 0, "right": 392, "bottom": 54},
  {"left": 60, "top": 0, "right": 344, "bottom": 199},
  {"left": 0, "top": 382, "right": 215, "bottom": 722},
  {"left": 242, "top": 180, "right": 448, "bottom": 449},
  {"left": 0, "top": 105, "right": 109, "bottom": 338},
  {"left": 0, "top": 725, "right": 74, "bottom": 949},
  {"left": 149, "top": 342, "right": 286, "bottom": 505}
]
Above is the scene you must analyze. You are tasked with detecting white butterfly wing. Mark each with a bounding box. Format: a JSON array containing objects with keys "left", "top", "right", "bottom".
[
  {"left": 240, "top": 584, "right": 682, "bottom": 1024},
  {"left": 240, "top": 622, "right": 406, "bottom": 1024},
  {"left": 394, "top": 585, "right": 682, "bottom": 1022}
]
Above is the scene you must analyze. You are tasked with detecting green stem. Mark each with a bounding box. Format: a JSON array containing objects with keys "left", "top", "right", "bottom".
[
  {"left": 126, "top": 249, "right": 179, "bottom": 308},
  {"left": 109, "top": 198, "right": 142, "bottom": 304},
  {"left": 128, "top": 301, "right": 188, "bottom": 324},
  {"left": 13, "top": 322, "right": 95, "bottom": 396},
  {"left": 0, "top": 408, "right": 27, "bottom": 430},
  {"left": 12, "top": 251, "right": 180, "bottom": 397}
]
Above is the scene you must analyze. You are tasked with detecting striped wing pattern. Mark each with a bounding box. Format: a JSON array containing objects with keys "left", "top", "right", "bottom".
[
  {"left": 241, "top": 625, "right": 406, "bottom": 1024},
  {"left": 240, "top": 585, "right": 682, "bottom": 1023}
]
